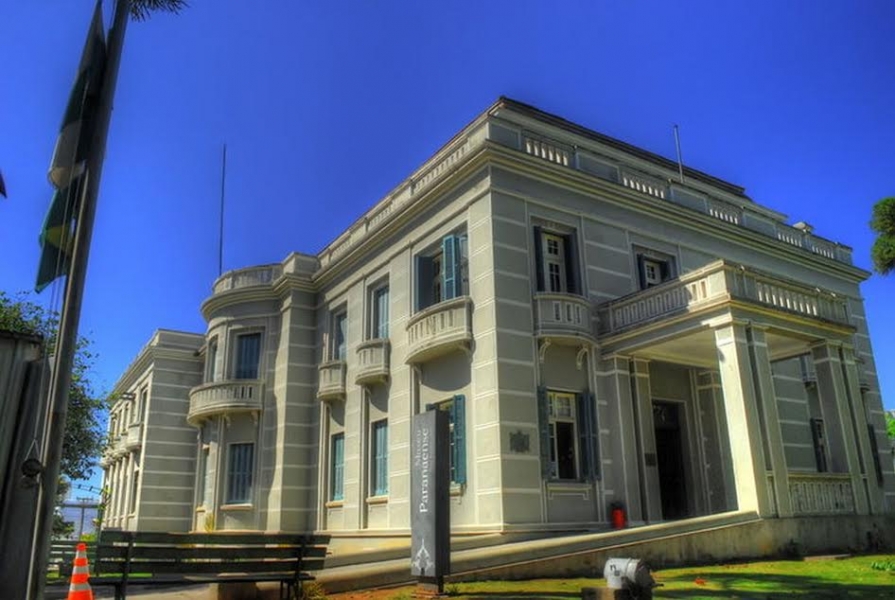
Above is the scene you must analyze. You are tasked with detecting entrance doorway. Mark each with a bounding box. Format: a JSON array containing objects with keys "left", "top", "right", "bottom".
[{"left": 653, "top": 401, "right": 688, "bottom": 520}]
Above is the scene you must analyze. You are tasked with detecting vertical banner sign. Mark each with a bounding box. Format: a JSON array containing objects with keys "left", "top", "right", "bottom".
[{"left": 411, "top": 410, "right": 450, "bottom": 579}]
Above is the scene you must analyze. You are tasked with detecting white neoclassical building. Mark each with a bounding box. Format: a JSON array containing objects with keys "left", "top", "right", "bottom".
[{"left": 103, "top": 98, "right": 894, "bottom": 550}]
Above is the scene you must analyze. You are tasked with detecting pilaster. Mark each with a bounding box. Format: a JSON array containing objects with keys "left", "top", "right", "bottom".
[
  {"left": 596, "top": 355, "right": 642, "bottom": 522},
  {"left": 746, "top": 326, "right": 792, "bottom": 517},
  {"left": 630, "top": 358, "right": 662, "bottom": 522}
]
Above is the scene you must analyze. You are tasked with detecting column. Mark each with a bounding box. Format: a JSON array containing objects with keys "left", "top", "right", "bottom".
[
  {"left": 811, "top": 341, "right": 870, "bottom": 515},
  {"left": 746, "top": 326, "right": 792, "bottom": 517},
  {"left": 596, "top": 355, "right": 642, "bottom": 521},
  {"left": 713, "top": 322, "right": 772, "bottom": 516},
  {"left": 630, "top": 358, "right": 662, "bottom": 522}
]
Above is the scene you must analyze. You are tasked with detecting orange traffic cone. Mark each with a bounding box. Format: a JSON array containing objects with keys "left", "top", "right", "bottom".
[{"left": 66, "top": 542, "right": 94, "bottom": 600}]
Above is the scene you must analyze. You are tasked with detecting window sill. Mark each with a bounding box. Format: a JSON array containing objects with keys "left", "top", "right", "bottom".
[
  {"left": 220, "top": 503, "right": 253, "bottom": 511},
  {"left": 325, "top": 500, "right": 344, "bottom": 509},
  {"left": 365, "top": 495, "right": 389, "bottom": 505},
  {"left": 450, "top": 483, "right": 465, "bottom": 496}
]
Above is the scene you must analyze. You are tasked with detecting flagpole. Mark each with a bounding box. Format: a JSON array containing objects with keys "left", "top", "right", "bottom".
[
  {"left": 219, "top": 143, "right": 227, "bottom": 277},
  {"left": 29, "top": 1, "right": 131, "bottom": 598},
  {"left": 673, "top": 124, "right": 685, "bottom": 184}
]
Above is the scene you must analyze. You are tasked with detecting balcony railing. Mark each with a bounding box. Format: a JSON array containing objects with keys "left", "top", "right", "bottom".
[
  {"left": 405, "top": 297, "right": 473, "bottom": 364},
  {"left": 126, "top": 422, "right": 143, "bottom": 451},
  {"left": 113, "top": 433, "right": 128, "bottom": 457},
  {"left": 597, "top": 260, "right": 850, "bottom": 336},
  {"left": 212, "top": 265, "right": 283, "bottom": 294},
  {"left": 532, "top": 293, "right": 595, "bottom": 342},
  {"left": 317, "top": 361, "right": 347, "bottom": 401},
  {"left": 788, "top": 473, "right": 855, "bottom": 516},
  {"left": 355, "top": 339, "right": 390, "bottom": 386},
  {"left": 187, "top": 380, "right": 264, "bottom": 425}
]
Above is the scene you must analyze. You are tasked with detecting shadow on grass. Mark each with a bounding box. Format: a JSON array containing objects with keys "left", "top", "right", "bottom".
[{"left": 654, "top": 571, "right": 895, "bottom": 599}]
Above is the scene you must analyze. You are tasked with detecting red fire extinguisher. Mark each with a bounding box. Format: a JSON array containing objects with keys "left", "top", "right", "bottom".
[{"left": 610, "top": 502, "right": 627, "bottom": 529}]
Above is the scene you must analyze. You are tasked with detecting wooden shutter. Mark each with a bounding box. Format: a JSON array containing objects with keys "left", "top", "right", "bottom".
[
  {"left": 533, "top": 226, "right": 545, "bottom": 292},
  {"left": 416, "top": 255, "right": 433, "bottom": 310},
  {"left": 636, "top": 254, "right": 647, "bottom": 290},
  {"left": 564, "top": 233, "right": 580, "bottom": 295},
  {"left": 659, "top": 259, "right": 672, "bottom": 283},
  {"left": 452, "top": 395, "right": 467, "bottom": 485},
  {"left": 575, "top": 393, "right": 590, "bottom": 481},
  {"left": 537, "top": 387, "right": 551, "bottom": 479},
  {"left": 442, "top": 235, "right": 459, "bottom": 300},
  {"left": 578, "top": 391, "right": 599, "bottom": 481}
]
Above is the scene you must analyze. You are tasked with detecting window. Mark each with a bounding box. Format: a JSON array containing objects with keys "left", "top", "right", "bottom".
[
  {"left": 196, "top": 446, "right": 208, "bottom": 507},
  {"left": 415, "top": 233, "right": 469, "bottom": 311},
  {"left": 549, "top": 391, "right": 578, "bottom": 480},
  {"left": 129, "top": 471, "right": 139, "bottom": 514},
  {"left": 206, "top": 338, "right": 219, "bottom": 382},
  {"left": 331, "top": 433, "right": 345, "bottom": 501},
  {"left": 137, "top": 386, "right": 148, "bottom": 423},
  {"left": 371, "top": 420, "right": 388, "bottom": 496},
  {"left": 427, "top": 395, "right": 466, "bottom": 485},
  {"left": 537, "top": 388, "right": 598, "bottom": 481},
  {"left": 867, "top": 424, "right": 884, "bottom": 486},
  {"left": 332, "top": 311, "right": 348, "bottom": 360},
  {"left": 226, "top": 443, "right": 254, "bottom": 504},
  {"left": 810, "top": 418, "right": 828, "bottom": 473},
  {"left": 533, "top": 227, "right": 580, "bottom": 294},
  {"left": 372, "top": 286, "right": 390, "bottom": 339},
  {"left": 234, "top": 333, "right": 261, "bottom": 379},
  {"left": 635, "top": 251, "right": 675, "bottom": 289}
]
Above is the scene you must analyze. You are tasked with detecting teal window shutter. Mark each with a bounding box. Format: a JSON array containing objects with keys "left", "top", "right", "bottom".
[
  {"left": 537, "top": 387, "right": 551, "bottom": 479},
  {"left": 372, "top": 420, "right": 388, "bottom": 495},
  {"left": 575, "top": 393, "right": 598, "bottom": 481},
  {"left": 587, "top": 391, "right": 600, "bottom": 480},
  {"left": 331, "top": 434, "right": 345, "bottom": 500},
  {"left": 442, "top": 234, "right": 459, "bottom": 300},
  {"left": 452, "top": 394, "right": 467, "bottom": 485}
]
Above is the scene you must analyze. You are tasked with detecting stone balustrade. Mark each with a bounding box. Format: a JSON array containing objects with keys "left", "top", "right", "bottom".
[
  {"left": 598, "top": 260, "right": 850, "bottom": 336},
  {"left": 532, "top": 293, "right": 595, "bottom": 342},
  {"left": 212, "top": 265, "right": 283, "bottom": 294},
  {"left": 187, "top": 380, "right": 264, "bottom": 425},
  {"left": 405, "top": 297, "right": 473, "bottom": 364},
  {"left": 317, "top": 361, "right": 347, "bottom": 401},
  {"left": 126, "top": 422, "right": 143, "bottom": 451},
  {"left": 355, "top": 339, "right": 390, "bottom": 386},
  {"left": 788, "top": 473, "right": 855, "bottom": 515}
]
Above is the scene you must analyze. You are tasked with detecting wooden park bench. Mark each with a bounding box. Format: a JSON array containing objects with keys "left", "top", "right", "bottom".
[{"left": 56, "top": 530, "right": 329, "bottom": 600}]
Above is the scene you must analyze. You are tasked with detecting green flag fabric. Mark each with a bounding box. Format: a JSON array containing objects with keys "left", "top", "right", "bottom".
[
  {"left": 37, "top": 1, "right": 106, "bottom": 293},
  {"left": 36, "top": 176, "right": 87, "bottom": 293}
]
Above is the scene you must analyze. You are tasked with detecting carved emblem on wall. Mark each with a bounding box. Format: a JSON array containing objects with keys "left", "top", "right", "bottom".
[{"left": 509, "top": 430, "right": 530, "bottom": 453}]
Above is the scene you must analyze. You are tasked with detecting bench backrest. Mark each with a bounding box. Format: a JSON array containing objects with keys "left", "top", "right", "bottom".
[
  {"left": 95, "top": 531, "right": 329, "bottom": 579},
  {"left": 52, "top": 541, "right": 97, "bottom": 577}
]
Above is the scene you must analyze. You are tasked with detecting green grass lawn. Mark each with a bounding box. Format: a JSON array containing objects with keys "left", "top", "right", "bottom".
[{"left": 332, "top": 554, "right": 895, "bottom": 599}]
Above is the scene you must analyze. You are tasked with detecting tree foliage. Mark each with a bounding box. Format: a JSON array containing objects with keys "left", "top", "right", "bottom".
[
  {"left": 130, "top": 0, "right": 188, "bottom": 21},
  {"left": 870, "top": 197, "right": 895, "bottom": 275},
  {"left": 887, "top": 412, "right": 895, "bottom": 440},
  {"left": 0, "top": 292, "right": 105, "bottom": 481}
]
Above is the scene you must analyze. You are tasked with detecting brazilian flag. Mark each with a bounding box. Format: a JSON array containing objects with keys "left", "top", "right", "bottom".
[{"left": 36, "top": 1, "right": 106, "bottom": 292}]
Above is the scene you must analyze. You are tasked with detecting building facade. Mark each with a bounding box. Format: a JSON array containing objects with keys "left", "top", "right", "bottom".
[
  {"left": 103, "top": 98, "right": 894, "bottom": 539},
  {"left": 101, "top": 330, "right": 203, "bottom": 531}
]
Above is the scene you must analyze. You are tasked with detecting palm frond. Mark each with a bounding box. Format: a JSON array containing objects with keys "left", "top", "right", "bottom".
[{"left": 130, "top": 0, "right": 189, "bottom": 21}]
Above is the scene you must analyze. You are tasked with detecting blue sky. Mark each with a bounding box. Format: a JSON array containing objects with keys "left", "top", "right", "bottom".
[{"left": 2, "top": 1, "right": 894, "bottom": 494}]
